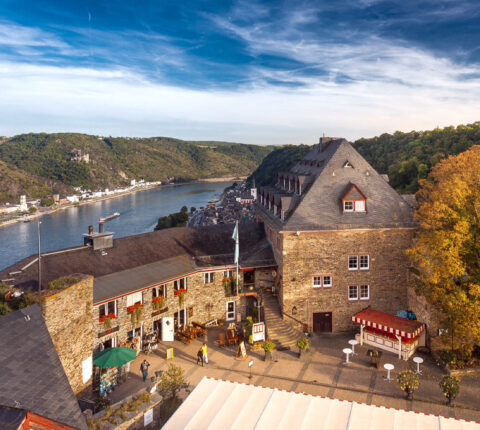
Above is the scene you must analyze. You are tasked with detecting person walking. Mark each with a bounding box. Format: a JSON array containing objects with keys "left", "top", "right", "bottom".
[
  {"left": 201, "top": 342, "right": 208, "bottom": 365},
  {"left": 196, "top": 348, "right": 204, "bottom": 366},
  {"left": 140, "top": 359, "right": 150, "bottom": 382}
]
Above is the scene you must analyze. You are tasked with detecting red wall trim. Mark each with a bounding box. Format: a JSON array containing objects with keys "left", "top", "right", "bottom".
[{"left": 94, "top": 264, "right": 276, "bottom": 306}]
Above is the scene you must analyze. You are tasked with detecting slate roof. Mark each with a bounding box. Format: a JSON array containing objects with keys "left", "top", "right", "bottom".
[
  {"left": 0, "top": 305, "right": 87, "bottom": 430},
  {"left": 260, "top": 138, "right": 416, "bottom": 231},
  {"left": 1, "top": 223, "right": 276, "bottom": 303}
]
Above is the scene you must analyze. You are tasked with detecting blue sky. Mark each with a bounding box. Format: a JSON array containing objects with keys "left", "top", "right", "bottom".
[{"left": 0, "top": 0, "right": 479, "bottom": 144}]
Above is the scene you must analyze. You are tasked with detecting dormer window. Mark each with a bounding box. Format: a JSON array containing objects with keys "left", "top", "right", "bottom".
[
  {"left": 342, "top": 184, "right": 367, "bottom": 213},
  {"left": 344, "top": 201, "right": 354, "bottom": 212}
]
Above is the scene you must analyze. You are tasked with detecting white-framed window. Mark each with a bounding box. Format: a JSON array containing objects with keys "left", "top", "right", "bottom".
[
  {"left": 355, "top": 200, "right": 366, "bottom": 212},
  {"left": 359, "top": 255, "right": 369, "bottom": 270},
  {"left": 348, "top": 285, "right": 358, "bottom": 300},
  {"left": 152, "top": 284, "right": 166, "bottom": 299},
  {"left": 99, "top": 300, "right": 117, "bottom": 318},
  {"left": 126, "top": 291, "right": 142, "bottom": 307},
  {"left": 360, "top": 285, "right": 370, "bottom": 300},
  {"left": 174, "top": 277, "right": 187, "bottom": 291},
  {"left": 204, "top": 272, "right": 215, "bottom": 284},
  {"left": 344, "top": 200, "right": 354, "bottom": 212},
  {"left": 312, "top": 275, "right": 332, "bottom": 288},
  {"left": 224, "top": 270, "right": 233, "bottom": 278},
  {"left": 348, "top": 256, "right": 358, "bottom": 270}
]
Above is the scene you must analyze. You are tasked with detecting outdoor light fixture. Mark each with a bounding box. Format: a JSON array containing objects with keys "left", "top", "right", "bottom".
[{"left": 292, "top": 306, "right": 297, "bottom": 315}]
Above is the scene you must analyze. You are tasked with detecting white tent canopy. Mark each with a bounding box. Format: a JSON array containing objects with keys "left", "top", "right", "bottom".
[{"left": 163, "top": 377, "right": 479, "bottom": 430}]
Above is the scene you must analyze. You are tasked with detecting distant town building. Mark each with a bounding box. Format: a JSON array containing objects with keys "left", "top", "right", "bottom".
[{"left": 19, "top": 195, "right": 27, "bottom": 212}]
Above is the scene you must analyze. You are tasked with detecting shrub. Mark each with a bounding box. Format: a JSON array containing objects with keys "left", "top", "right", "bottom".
[
  {"left": 439, "top": 375, "right": 460, "bottom": 401},
  {"left": 396, "top": 370, "right": 419, "bottom": 391},
  {"left": 262, "top": 340, "right": 276, "bottom": 353},
  {"left": 296, "top": 337, "right": 309, "bottom": 350},
  {"left": 157, "top": 364, "right": 189, "bottom": 402},
  {"left": 47, "top": 276, "right": 80, "bottom": 290}
]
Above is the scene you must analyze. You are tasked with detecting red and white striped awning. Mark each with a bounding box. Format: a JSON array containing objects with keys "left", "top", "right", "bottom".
[{"left": 351, "top": 309, "right": 424, "bottom": 340}]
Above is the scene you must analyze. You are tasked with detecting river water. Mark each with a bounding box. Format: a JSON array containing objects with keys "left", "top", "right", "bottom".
[{"left": 0, "top": 181, "right": 231, "bottom": 270}]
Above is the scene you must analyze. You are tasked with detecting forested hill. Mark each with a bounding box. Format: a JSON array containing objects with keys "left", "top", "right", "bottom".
[
  {"left": 0, "top": 133, "right": 274, "bottom": 198},
  {"left": 0, "top": 160, "right": 71, "bottom": 203},
  {"left": 249, "top": 122, "right": 480, "bottom": 193},
  {"left": 354, "top": 122, "right": 480, "bottom": 193}
]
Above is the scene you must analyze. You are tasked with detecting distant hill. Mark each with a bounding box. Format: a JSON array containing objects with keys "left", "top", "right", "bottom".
[
  {"left": 0, "top": 133, "right": 275, "bottom": 200},
  {"left": 0, "top": 160, "right": 71, "bottom": 203},
  {"left": 247, "top": 145, "right": 311, "bottom": 187},
  {"left": 250, "top": 122, "right": 480, "bottom": 192}
]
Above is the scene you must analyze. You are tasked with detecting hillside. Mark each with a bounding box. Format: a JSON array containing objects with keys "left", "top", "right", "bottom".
[
  {"left": 250, "top": 122, "right": 480, "bottom": 192},
  {"left": 0, "top": 133, "right": 274, "bottom": 196},
  {"left": 247, "top": 145, "right": 311, "bottom": 187},
  {"left": 0, "top": 160, "right": 71, "bottom": 203},
  {"left": 353, "top": 122, "right": 480, "bottom": 193}
]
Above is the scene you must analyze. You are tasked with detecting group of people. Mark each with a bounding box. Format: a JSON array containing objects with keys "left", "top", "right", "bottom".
[{"left": 139, "top": 342, "right": 209, "bottom": 383}]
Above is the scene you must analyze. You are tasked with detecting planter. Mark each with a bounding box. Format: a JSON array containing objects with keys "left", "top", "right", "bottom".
[
  {"left": 151, "top": 306, "right": 169, "bottom": 317},
  {"left": 264, "top": 351, "right": 273, "bottom": 361},
  {"left": 446, "top": 396, "right": 454, "bottom": 406},
  {"left": 97, "top": 326, "right": 119, "bottom": 338},
  {"left": 405, "top": 388, "right": 414, "bottom": 400}
]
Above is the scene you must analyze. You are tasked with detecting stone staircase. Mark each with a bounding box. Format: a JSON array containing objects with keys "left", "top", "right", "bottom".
[{"left": 262, "top": 289, "right": 303, "bottom": 350}]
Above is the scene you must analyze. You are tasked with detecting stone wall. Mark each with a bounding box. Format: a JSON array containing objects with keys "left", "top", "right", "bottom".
[
  {"left": 94, "top": 269, "right": 242, "bottom": 350},
  {"left": 280, "top": 228, "right": 415, "bottom": 332},
  {"left": 41, "top": 274, "right": 94, "bottom": 396},
  {"left": 406, "top": 282, "right": 442, "bottom": 341}
]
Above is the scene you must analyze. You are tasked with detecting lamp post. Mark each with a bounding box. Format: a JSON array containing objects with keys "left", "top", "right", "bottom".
[{"left": 37, "top": 221, "right": 42, "bottom": 302}]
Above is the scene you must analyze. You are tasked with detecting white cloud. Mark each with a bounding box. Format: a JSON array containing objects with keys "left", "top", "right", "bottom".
[
  {"left": 0, "top": 21, "right": 70, "bottom": 51},
  {"left": 0, "top": 56, "right": 479, "bottom": 145}
]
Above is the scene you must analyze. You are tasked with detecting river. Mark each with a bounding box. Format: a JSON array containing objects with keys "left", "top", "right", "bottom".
[{"left": 0, "top": 181, "right": 232, "bottom": 270}]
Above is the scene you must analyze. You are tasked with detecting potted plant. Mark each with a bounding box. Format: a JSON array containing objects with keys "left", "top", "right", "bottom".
[
  {"left": 127, "top": 303, "right": 144, "bottom": 325},
  {"left": 439, "top": 375, "right": 460, "bottom": 406},
  {"left": 296, "top": 337, "right": 309, "bottom": 358},
  {"left": 396, "top": 370, "right": 419, "bottom": 400},
  {"left": 174, "top": 288, "right": 187, "bottom": 307},
  {"left": 99, "top": 313, "right": 116, "bottom": 330},
  {"left": 262, "top": 340, "right": 276, "bottom": 361},
  {"left": 152, "top": 296, "right": 165, "bottom": 311}
]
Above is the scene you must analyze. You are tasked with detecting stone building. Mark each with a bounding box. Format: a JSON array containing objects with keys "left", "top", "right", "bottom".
[
  {"left": 1, "top": 223, "right": 276, "bottom": 354},
  {"left": 256, "top": 137, "right": 418, "bottom": 333}
]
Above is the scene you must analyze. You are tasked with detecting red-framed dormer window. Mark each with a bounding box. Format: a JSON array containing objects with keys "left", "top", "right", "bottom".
[{"left": 342, "top": 184, "right": 366, "bottom": 213}]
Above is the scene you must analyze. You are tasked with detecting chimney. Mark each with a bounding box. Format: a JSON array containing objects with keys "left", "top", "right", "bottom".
[
  {"left": 88, "top": 225, "right": 94, "bottom": 235},
  {"left": 319, "top": 136, "right": 334, "bottom": 152},
  {"left": 99, "top": 221, "right": 104, "bottom": 233}
]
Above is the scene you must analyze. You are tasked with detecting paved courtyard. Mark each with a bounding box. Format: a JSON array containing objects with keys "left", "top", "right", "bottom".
[{"left": 109, "top": 328, "right": 480, "bottom": 423}]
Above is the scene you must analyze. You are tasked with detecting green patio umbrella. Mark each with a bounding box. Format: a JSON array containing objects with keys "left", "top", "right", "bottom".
[{"left": 93, "top": 347, "right": 137, "bottom": 368}]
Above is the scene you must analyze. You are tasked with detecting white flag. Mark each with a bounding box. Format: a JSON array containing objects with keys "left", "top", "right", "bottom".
[{"left": 232, "top": 222, "right": 239, "bottom": 264}]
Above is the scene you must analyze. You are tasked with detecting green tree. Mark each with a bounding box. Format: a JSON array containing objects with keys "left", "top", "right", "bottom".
[
  {"left": 406, "top": 145, "right": 480, "bottom": 356},
  {"left": 28, "top": 206, "right": 37, "bottom": 213},
  {"left": 40, "top": 198, "right": 54, "bottom": 207},
  {"left": 157, "top": 363, "right": 189, "bottom": 402}
]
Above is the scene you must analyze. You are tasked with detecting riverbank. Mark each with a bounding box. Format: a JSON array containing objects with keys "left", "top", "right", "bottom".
[{"left": 0, "top": 177, "right": 240, "bottom": 229}]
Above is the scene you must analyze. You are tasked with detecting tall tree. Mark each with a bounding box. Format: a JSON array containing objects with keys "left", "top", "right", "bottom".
[{"left": 407, "top": 145, "right": 480, "bottom": 356}]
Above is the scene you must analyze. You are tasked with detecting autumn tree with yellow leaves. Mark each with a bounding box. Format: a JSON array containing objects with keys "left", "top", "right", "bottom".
[{"left": 407, "top": 145, "right": 480, "bottom": 357}]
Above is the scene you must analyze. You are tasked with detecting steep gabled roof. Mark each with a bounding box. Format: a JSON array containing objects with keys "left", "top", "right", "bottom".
[
  {"left": 0, "top": 305, "right": 87, "bottom": 430},
  {"left": 283, "top": 139, "right": 415, "bottom": 231}
]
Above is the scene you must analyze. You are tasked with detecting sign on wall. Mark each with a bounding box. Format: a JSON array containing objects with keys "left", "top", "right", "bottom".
[
  {"left": 144, "top": 408, "right": 153, "bottom": 426},
  {"left": 252, "top": 322, "right": 265, "bottom": 343},
  {"left": 82, "top": 355, "right": 92, "bottom": 384}
]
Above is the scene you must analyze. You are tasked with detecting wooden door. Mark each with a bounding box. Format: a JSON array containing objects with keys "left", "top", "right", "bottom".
[{"left": 313, "top": 312, "right": 332, "bottom": 332}]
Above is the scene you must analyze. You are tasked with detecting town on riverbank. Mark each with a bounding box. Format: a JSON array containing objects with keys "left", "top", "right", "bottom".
[{"left": 0, "top": 176, "right": 247, "bottom": 229}]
